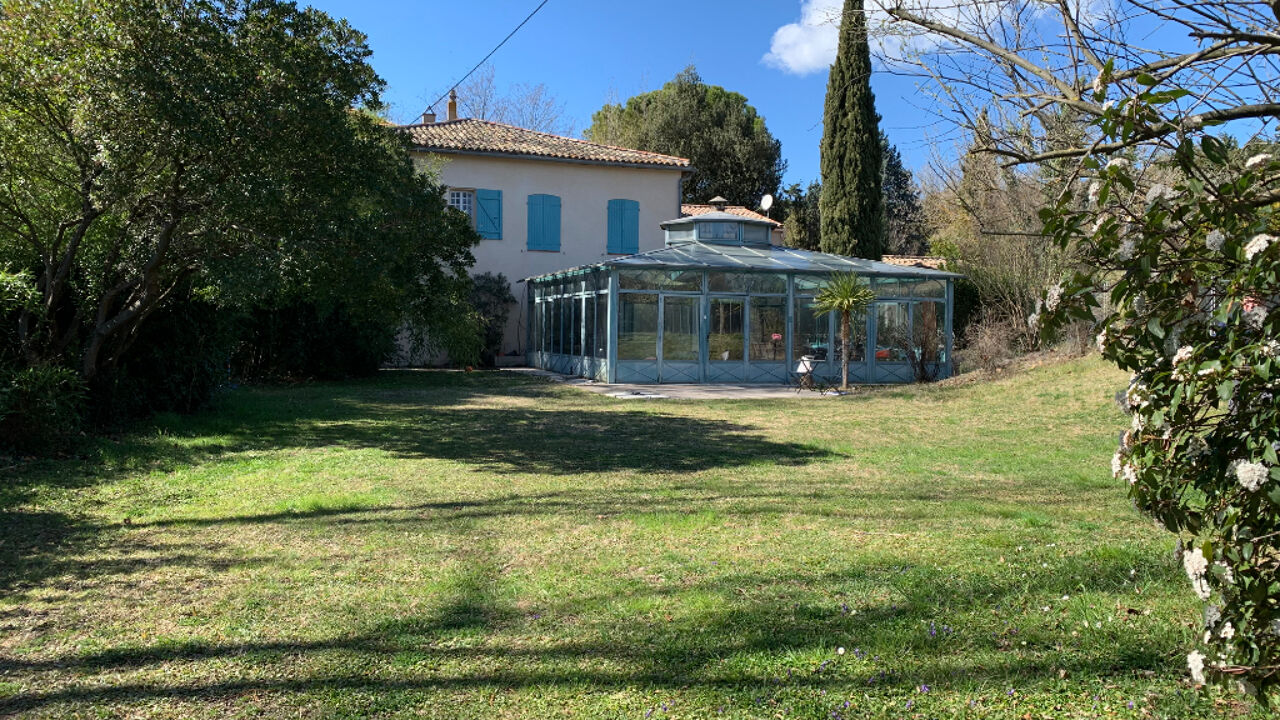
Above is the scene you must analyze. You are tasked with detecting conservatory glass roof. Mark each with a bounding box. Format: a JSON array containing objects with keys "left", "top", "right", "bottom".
[{"left": 524, "top": 242, "right": 961, "bottom": 282}]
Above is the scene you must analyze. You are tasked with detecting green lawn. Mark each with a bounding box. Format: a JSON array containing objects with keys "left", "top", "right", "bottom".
[{"left": 0, "top": 358, "right": 1260, "bottom": 718}]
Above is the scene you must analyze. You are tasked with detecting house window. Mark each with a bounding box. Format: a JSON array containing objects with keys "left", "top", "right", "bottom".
[
  {"left": 528, "top": 194, "right": 562, "bottom": 251},
  {"left": 448, "top": 189, "right": 475, "bottom": 219},
  {"left": 607, "top": 199, "right": 640, "bottom": 254}
]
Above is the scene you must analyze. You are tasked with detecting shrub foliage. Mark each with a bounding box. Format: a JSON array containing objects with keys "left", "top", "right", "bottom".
[{"left": 1037, "top": 83, "right": 1279, "bottom": 697}]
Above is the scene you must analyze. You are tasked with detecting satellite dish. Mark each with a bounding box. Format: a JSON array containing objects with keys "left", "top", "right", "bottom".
[{"left": 760, "top": 194, "right": 774, "bottom": 212}]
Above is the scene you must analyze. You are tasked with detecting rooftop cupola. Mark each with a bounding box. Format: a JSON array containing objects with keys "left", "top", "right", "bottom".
[{"left": 660, "top": 200, "right": 777, "bottom": 248}]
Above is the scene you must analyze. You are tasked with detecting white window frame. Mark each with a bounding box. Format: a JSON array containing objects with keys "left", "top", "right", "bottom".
[{"left": 447, "top": 188, "right": 476, "bottom": 224}]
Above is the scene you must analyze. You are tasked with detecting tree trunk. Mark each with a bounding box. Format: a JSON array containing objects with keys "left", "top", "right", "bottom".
[{"left": 840, "top": 310, "right": 851, "bottom": 391}]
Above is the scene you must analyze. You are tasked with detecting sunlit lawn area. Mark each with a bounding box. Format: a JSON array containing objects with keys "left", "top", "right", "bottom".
[{"left": 0, "top": 357, "right": 1261, "bottom": 718}]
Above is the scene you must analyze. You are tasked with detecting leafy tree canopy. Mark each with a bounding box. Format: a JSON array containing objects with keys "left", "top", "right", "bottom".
[
  {"left": 0, "top": 0, "right": 479, "bottom": 384},
  {"left": 585, "top": 66, "right": 786, "bottom": 207}
]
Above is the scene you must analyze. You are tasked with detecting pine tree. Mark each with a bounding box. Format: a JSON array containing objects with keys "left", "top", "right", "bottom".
[
  {"left": 880, "top": 132, "right": 927, "bottom": 255},
  {"left": 819, "top": 0, "right": 884, "bottom": 258}
]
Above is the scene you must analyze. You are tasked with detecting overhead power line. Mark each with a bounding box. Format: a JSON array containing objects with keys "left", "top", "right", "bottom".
[{"left": 425, "top": 0, "right": 551, "bottom": 115}]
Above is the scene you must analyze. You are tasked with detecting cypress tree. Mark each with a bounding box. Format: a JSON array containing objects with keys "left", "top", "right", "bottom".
[{"left": 819, "top": 0, "right": 884, "bottom": 258}]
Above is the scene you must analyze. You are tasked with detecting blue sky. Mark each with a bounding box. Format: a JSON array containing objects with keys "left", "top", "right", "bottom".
[{"left": 305, "top": 0, "right": 947, "bottom": 190}]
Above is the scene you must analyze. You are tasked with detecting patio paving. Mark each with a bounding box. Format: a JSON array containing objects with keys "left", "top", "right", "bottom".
[{"left": 507, "top": 367, "right": 842, "bottom": 399}]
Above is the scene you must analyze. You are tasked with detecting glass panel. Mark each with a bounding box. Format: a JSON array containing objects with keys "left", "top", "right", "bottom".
[
  {"left": 662, "top": 297, "right": 700, "bottom": 363},
  {"left": 832, "top": 310, "right": 867, "bottom": 364},
  {"left": 708, "top": 272, "right": 750, "bottom": 293},
  {"left": 901, "top": 278, "right": 945, "bottom": 298},
  {"left": 751, "top": 273, "right": 787, "bottom": 294},
  {"left": 709, "top": 298, "right": 744, "bottom": 362},
  {"left": 875, "top": 302, "right": 911, "bottom": 363},
  {"left": 793, "top": 298, "right": 830, "bottom": 362},
  {"left": 749, "top": 297, "right": 786, "bottom": 362},
  {"left": 549, "top": 297, "right": 560, "bottom": 354},
  {"left": 708, "top": 272, "right": 786, "bottom": 294},
  {"left": 619, "top": 269, "right": 702, "bottom": 291},
  {"left": 531, "top": 301, "right": 541, "bottom": 354},
  {"left": 542, "top": 300, "right": 552, "bottom": 353},
  {"left": 793, "top": 274, "right": 829, "bottom": 292},
  {"left": 574, "top": 296, "right": 587, "bottom": 356},
  {"left": 873, "top": 277, "right": 904, "bottom": 298},
  {"left": 594, "top": 294, "right": 608, "bottom": 358},
  {"left": 912, "top": 301, "right": 945, "bottom": 364},
  {"left": 562, "top": 296, "right": 574, "bottom": 355},
  {"left": 697, "top": 221, "right": 740, "bottom": 242},
  {"left": 667, "top": 228, "right": 694, "bottom": 243},
  {"left": 743, "top": 225, "right": 769, "bottom": 245},
  {"left": 618, "top": 294, "right": 659, "bottom": 361}
]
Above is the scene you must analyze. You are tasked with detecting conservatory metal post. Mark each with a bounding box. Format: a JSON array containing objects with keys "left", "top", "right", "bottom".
[
  {"left": 606, "top": 270, "right": 619, "bottom": 384},
  {"left": 785, "top": 273, "right": 795, "bottom": 383}
]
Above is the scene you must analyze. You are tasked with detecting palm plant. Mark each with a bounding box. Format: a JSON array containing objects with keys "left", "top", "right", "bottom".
[{"left": 813, "top": 272, "right": 875, "bottom": 391}]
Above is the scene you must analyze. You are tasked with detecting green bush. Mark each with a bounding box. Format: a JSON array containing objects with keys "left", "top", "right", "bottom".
[
  {"left": 469, "top": 273, "right": 515, "bottom": 367},
  {"left": 233, "top": 303, "right": 394, "bottom": 381},
  {"left": 0, "top": 364, "right": 86, "bottom": 454},
  {"left": 88, "top": 298, "right": 237, "bottom": 426}
]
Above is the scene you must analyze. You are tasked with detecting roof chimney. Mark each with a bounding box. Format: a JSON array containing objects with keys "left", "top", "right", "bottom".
[
  {"left": 447, "top": 89, "right": 458, "bottom": 122},
  {"left": 421, "top": 107, "right": 436, "bottom": 124},
  {"left": 709, "top": 196, "right": 729, "bottom": 212}
]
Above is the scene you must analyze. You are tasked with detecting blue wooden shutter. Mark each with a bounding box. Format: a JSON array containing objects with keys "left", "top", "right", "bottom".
[
  {"left": 527, "top": 195, "right": 544, "bottom": 250},
  {"left": 607, "top": 199, "right": 624, "bottom": 253},
  {"left": 621, "top": 199, "right": 640, "bottom": 254},
  {"left": 545, "top": 195, "right": 561, "bottom": 251},
  {"left": 527, "top": 194, "right": 561, "bottom": 251},
  {"left": 475, "top": 189, "right": 502, "bottom": 239}
]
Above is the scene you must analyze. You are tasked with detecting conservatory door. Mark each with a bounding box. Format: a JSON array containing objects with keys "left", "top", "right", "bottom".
[
  {"left": 660, "top": 295, "right": 701, "bottom": 383},
  {"left": 706, "top": 297, "right": 747, "bottom": 382}
]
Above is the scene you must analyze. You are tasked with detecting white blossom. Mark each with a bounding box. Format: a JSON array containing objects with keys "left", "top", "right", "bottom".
[
  {"left": 1045, "top": 284, "right": 1064, "bottom": 312},
  {"left": 1220, "top": 622, "right": 1235, "bottom": 640},
  {"left": 1263, "top": 340, "right": 1280, "bottom": 358},
  {"left": 1188, "top": 651, "right": 1206, "bottom": 684},
  {"left": 1088, "top": 180, "right": 1101, "bottom": 205},
  {"left": 1106, "top": 157, "right": 1131, "bottom": 171},
  {"left": 1146, "top": 184, "right": 1176, "bottom": 205},
  {"left": 1096, "top": 328, "right": 1109, "bottom": 353},
  {"left": 1204, "top": 605, "right": 1221, "bottom": 628},
  {"left": 1245, "top": 234, "right": 1273, "bottom": 260},
  {"left": 1173, "top": 346, "right": 1194, "bottom": 365},
  {"left": 1235, "top": 461, "right": 1269, "bottom": 492},
  {"left": 1245, "top": 153, "right": 1272, "bottom": 170},
  {"left": 1214, "top": 561, "right": 1234, "bottom": 585},
  {"left": 1091, "top": 72, "right": 1105, "bottom": 94},
  {"left": 1116, "top": 237, "right": 1136, "bottom": 261},
  {"left": 1122, "top": 463, "right": 1139, "bottom": 485},
  {"left": 1184, "top": 546, "right": 1208, "bottom": 579},
  {"left": 1205, "top": 230, "right": 1225, "bottom": 252},
  {"left": 1191, "top": 574, "right": 1212, "bottom": 600},
  {"left": 1027, "top": 311, "right": 1040, "bottom": 331},
  {"left": 1245, "top": 305, "right": 1266, "bottom": 330},
  {"left": 1111, "top": 450, "right": 1124, "bottom": 478}
]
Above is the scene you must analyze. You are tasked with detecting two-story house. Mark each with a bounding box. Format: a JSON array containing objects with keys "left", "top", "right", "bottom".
[{"left": 401, "top": 95, "right": 691, "bottom": 362}]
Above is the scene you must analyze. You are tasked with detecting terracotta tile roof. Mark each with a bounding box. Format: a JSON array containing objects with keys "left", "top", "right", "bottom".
[
  {"left": 402, "top": 118, "right": 690, "bottom": 168},
  {"left": 880, "top": 255, "right": 948, "bottom": 270},
  {"left": 681, "top": 203, "right": 782, "bottom": 227}
]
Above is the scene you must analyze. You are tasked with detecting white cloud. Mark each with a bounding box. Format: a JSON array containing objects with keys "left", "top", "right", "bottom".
[
  {"left": 762, "top": 0, "right": 843, "bottom": 76},
  {"left": 763, "top": 1, "right": 1114, "bottom": 75}
]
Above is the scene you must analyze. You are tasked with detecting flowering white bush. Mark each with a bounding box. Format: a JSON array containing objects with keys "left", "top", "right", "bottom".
[{"left": 1038, "top": 88, "right": 1279, "bottom": 697}]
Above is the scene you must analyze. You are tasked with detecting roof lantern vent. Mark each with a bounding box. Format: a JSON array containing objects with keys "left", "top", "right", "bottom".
[{"left": 708, "top": 196, "right": 729, "bottom": 212}]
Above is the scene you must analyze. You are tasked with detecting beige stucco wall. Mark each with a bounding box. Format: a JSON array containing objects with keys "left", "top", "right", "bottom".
[{"left": 412, "top": 151, "right": 684, "bottom": 359}]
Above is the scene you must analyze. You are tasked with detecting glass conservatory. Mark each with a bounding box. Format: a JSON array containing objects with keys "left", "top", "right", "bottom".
[{"left": 524, "top": 211, "right": 960, "bottom": 385}]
